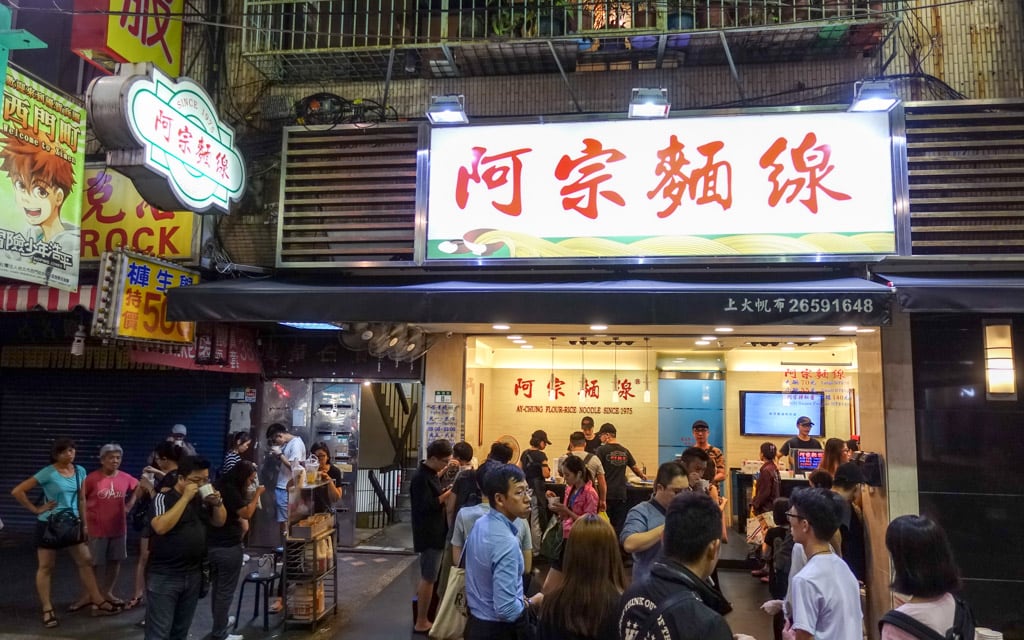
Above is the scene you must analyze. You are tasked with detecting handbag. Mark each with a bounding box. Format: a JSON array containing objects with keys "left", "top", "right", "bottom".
[
  {"left": 40, "top": 470, "right": 85, "bottom": 549},
  {"left": 746, "top": 510, "right": 775, "bottom": 546},
  {"left": 429, "top": 549, "right": 468, "bottom": 640}
]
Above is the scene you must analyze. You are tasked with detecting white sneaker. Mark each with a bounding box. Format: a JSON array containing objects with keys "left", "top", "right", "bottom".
[
  {"left": 242, "top": 554, "right": 250, "bottom": 563},
  {"left": 224, "top": 635, "right": 244, "bottom": 640},
  {"left": 228, "top": 615, "right": 236, "bottom": 626}
]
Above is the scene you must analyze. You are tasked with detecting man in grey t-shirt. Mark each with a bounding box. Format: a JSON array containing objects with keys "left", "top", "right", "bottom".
[{"left": 620, "top": 461, "right": 688, "bottom": 582}]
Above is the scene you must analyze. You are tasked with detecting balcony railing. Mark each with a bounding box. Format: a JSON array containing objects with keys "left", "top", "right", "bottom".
[{"left": 242, "top": 0, "right": 897, "bottom": 80}]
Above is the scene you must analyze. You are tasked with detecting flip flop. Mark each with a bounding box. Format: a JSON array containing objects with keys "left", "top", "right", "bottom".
[
  {"left": 124, "top": 596, "right": 144, "bottom": 610},
  {"left": 42, "top": 610, "right": 58, "bottom": 628},
  {"left": 91, "top": 600, "right": 123, "bottom": 617},
  {"left": 67, "top": 602, "right": 90, "bottom": 613}
]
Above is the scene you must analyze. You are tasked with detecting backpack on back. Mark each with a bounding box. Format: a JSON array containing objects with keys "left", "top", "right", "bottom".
[
  {"left": 878, "top": 596, "right": 975, "bottom": 640},
  {"left": 451, "top": 470, "right": 481, "bottom": 514}
]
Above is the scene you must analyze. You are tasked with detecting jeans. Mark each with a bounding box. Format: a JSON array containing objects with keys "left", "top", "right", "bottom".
[
  {"left": 145, "top": 569, "right": 202, "bottom": 640},
  {"left": 208, "top": 544, "right": 244, "bottom": 640}
]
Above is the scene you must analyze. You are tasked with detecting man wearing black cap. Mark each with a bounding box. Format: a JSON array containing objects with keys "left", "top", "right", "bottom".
[
  {"left": 596, "top": 423, "right": 646, "bottom": 537},
  {"left": 520, "top": 430, "right": 552, "bottom": 529},
  {"left": 779, "top": 416, "right": 823, "bottom": 458},
  {"left": 690, "top": 420, "right": 725, "bottom": 490},
  {"left": 580, "top": 415, "right": 602, "bottom": 454}
]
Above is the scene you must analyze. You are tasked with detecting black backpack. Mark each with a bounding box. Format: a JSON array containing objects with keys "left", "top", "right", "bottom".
[
  {"left": 451, "top": 470, "right": 481, "bottom": 514},
  {"left": 879, "top": 596, "right": 975, "bottom": 640}
]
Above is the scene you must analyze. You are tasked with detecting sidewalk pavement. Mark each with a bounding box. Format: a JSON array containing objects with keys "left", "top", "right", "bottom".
[{"left": 0, "top": 527, "right": 416, "bottom": 640}]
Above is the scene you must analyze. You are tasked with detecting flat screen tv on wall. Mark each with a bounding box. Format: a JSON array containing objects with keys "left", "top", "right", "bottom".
[{"left": 739, "top": 391, "right": 825, "bottom": 437}]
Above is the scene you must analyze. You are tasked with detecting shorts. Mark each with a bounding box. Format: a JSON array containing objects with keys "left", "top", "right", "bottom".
[
  {"left": 275, "top": 487, "right": 289, "bottom": 523},
  {"left": 418, "top": 548, "right": 443, "bottom": 582},
  {"left": 89, "top": 535, "right": 128, "bottom": 564}
]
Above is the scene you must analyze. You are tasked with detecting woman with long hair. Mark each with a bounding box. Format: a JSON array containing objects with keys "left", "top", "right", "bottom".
[
  {"left": 816, "top": 438, "right": 849, "bottom": 478},
  {"left": 309, "top": 442, "right": 343, "bottom": 513},
  {"left": 221, "top": 432, "right": 252, "bottom": 476},
  {"left": 881, "top": 515, "right": 969, "bottom": 640},
  {"left": 10, "top": 438, "right": 123, "bottom": 627},
  {"left": 206, "top": 461, "right": 265, "bottom": 640},
  {"left": 542, "top": 453, "right": 599, "bottom": 595},
  {"left": 539, "top": 514, "right": 624, "bottom": 639}
]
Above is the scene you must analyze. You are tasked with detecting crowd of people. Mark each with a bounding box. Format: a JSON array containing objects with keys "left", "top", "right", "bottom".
[
  {"left": 6, "top": 422, "right": 342, "bottom": 640},
  {"left": 408, "top": 415, "right": 976, "bottom": 640},
  {"left": 7, "top": 417, "right": 976, "bottom": 640}
]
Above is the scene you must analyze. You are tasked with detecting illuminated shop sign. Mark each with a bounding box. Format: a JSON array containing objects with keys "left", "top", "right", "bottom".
[
  {"left": 92, "top": 248, "right": 199, "bottom": 346},
  {"left": 427, "top": 111, "right": 898, "bottom": 260},
  {"left": 72, "top": 0, "right": 184, "bottom": 77},
  {"left": 82, "top": 167, "right": 197, "bottom": 261},
  {"left": 86, "top": 63, "right": 245, "bottom": 214},
  {"left": 0, "top": 68, "right": 86, "bottom": 291}
]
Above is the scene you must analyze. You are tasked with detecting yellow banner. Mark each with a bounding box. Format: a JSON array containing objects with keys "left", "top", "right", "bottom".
[
  {"left": 115, "top": 254, "right": 198, "bottom": 344},
  {"left": 105, "top": 0, "right": 183, "bottom": 77},
  {"left": 81, "top": 167, "right": 195, "bottom": 260}
]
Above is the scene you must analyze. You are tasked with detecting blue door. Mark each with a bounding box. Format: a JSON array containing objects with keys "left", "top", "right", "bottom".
[{"left": 657, "top": 379, "right": 724, "bottom": 465}]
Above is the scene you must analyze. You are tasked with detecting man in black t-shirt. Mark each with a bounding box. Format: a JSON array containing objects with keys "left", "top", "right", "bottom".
[
  {"left": 779, "top": 416, "right": 823, "bottom": 458},
  {"left": 595, "top": 423, "right": 646, "bottom": 536},
  {"left": 146, "top": 456, "right": 226, "bottom": 640},
  {"left": 410, "top": 439, "right": 453, "bottom": 634},
  {"left": 580, "top": 415, "right": 602, "bottom": 454}
]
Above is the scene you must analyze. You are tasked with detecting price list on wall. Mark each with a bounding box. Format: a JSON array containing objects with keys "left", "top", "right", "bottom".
[{"left": 425, "top": 403, "right": 459, "bottom": 444}]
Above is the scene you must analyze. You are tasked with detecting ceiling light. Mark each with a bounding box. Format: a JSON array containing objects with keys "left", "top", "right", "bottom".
[
  {"left": 506, "top": 335, "right": 522, "bottom": 340},
  {"left": 695, "top": 340, "right": 711, "bottom": 346},
  {"left": 839, "top": 326, "right": 858, "bottom": 332},
  {"left": 492, "top": 324, "right": 511, "bottom": 330},
  {"left": 857, "top": 328, "right": 875, "bottom": 333},
  {"left": 513, "top": 339, "right": 527, "bottom": 344},
  {"left": 809, "top": 336, "right": 826, "bottom": 342},
  {"left": 590, "top": 324, "right": 608, "bottom": 331},
  {"left": 701, "top": 336, "right": 715, "bottom": 341},
  {"left": 628, "top": 87, "right": 670, "bottom": 119},
  {"left": 280, "top": 322, "right": 341, "bottom": 331},
  {"left": 849, "top": 79, "right": 899, "bottom": 112},
  {"left": 426, "top": 94, "right": 468, "bottom": 124},
  {"left": 673, "top": 357, "right": 686, "bottom": 362},
  {"left": 781, "top": 346, "right": 795, "bottom": 351},
  {"left": 520, "top": 344, "right": 533, "bottom": 349},
  {"left": 714, "top": 327, "right": 734, "bottom": 333}
]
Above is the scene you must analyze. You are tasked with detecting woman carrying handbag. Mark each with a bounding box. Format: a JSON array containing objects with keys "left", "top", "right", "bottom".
[{"left": 10, "top": 437, "right": 123, "bottom": 628}]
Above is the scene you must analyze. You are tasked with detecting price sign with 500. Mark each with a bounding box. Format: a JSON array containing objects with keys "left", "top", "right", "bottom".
[{"left": 117, "top": 259, "right": 198, "bottom": 343}]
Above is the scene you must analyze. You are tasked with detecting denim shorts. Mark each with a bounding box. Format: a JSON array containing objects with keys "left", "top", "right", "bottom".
[
  {"left": 418, "top": 548, "right": 443, "bottom": 582},
  {"left": 275, "top": 487, "right": 289, "bottom": 523}
]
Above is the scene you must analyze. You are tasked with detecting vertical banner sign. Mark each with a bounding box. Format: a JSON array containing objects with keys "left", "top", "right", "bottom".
[
  {"left": 71, "top": 0, "right": 184, "bottom": 77},
  {"left": 81, "top": 166, "right": 197, "bottom": 261},
  {"left": 0, "top": 68, "right": 86, "bottom": 291},
  {"left": 92, "top": 248, "right": 199, "bottom": 345}
]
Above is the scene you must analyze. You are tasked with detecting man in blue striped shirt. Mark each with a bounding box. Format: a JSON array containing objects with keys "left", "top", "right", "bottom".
[{"left": 464, "top": 464, "right": 542, "bottom": 640}]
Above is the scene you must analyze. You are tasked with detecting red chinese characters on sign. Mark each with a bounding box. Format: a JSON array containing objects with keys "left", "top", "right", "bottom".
[
  {"left": 514, "top": 378, "right": 535, "bottom": 398},
  {"left": 617, "top": 379, "right": 635, "bottom": 401},
  {"left": 648, "top": 136, "right": 733, "bottom": 217},
  {"left": 759, "top": 132, "right": 852, "bottom": 214},
  {"left": 119, "top": 0, "right": 175, "bottom": 64},
  {"left": 84, "top": 172, "right": 175, "bottom": 224},
  {"left": 547, "top": 376, "right": 566, "bottom": 400},
  {"left": 456, "top": 146, "right": 533, "bottom": 216},
  {"left": 554, "top": 139, "right": 626, "bottom": 219},
  {"left": 583, "top": 379, "right": 600, "bottom": 399}
]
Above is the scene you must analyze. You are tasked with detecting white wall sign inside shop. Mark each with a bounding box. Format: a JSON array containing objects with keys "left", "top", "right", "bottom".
[
  {"left": 427, "top": 111, "right": 897, "bottom": 259},
  {"left": 86, "top": 63, "right": 245, "bottom": 214}
]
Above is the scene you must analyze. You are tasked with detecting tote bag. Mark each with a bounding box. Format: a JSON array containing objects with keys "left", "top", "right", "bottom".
[{"left": 428, "top": 566, "right": 467, "bottom": 640}]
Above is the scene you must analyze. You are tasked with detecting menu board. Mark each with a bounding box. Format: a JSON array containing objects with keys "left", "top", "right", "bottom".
[{"left": 425, "top": 403, "right": 459, "bottom": 444}]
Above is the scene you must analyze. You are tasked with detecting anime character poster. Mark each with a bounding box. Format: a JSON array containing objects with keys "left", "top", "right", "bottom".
[{"left": 0, "top": 68, "right": 86, "bottom": 291}]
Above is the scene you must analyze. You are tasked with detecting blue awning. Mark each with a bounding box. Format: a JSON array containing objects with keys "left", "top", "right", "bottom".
[{"left": 167, "top": 276, "right": 892, "bottom": 326}]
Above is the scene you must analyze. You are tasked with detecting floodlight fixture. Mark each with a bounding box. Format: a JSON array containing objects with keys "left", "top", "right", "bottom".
[
  {"left": 628, "top": 88, "right": 670, "bottom": 119},
  {"left": 849, "top": 80, "right": 899, "bottom": 112},
  {"left": 426, "top": 94, "right": 468, "bottom": 124}
]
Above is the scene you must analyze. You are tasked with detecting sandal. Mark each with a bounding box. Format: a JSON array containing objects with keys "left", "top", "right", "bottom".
[
  {"left": 91, "top": 600, "right": 123, "bottom": 617},
  {"left": 42, "top": 609, "right": 58, "bottom": 628},
  {"left": 67, "top": 601, "right": 90, "bottom": 613},
  {"left": 124, "top": 595, "right": 144, "bottom": 610}
]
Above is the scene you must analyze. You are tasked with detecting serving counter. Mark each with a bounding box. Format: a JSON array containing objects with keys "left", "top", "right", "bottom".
[{"left": 729, "top": 469, "right": 810, "bottom": 533}]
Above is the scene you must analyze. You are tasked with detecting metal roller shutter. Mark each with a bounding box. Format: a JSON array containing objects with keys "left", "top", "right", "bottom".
[{"left": 0, "top": 369, "right": 235, "bottom": 534}]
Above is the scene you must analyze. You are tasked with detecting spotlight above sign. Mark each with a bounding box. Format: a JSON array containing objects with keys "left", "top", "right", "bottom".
[{"left": 86, "top": 63, "right": 246, "bottom": 214}]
